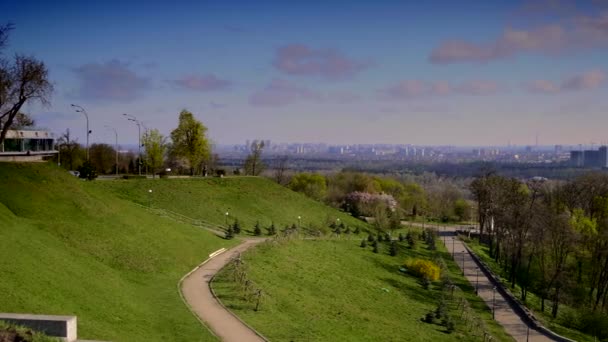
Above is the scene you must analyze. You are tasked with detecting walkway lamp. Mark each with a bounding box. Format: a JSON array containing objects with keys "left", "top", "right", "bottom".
[{"left": 70, "top": 104, "right": 90, "bottom": 161}]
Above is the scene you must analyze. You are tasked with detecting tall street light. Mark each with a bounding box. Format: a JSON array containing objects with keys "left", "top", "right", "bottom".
[
  {"left": 70, "top": 104, "right": 90, "bottom": 161},
  {"left": 123, "top": 113, "right": 141, "bottom": 175},
  {"left": 492, "top": 286, "right": 497, "bottom": 319},
  {"left": 475, "top": 267, "right": 480, "bottom": 294},
  {"left": 461, "top": 251, "right": 466, "bottom": 275},
  {"left": 105, "top": 125, "right": 118, "bottom": 176},
  {"left": 298, "top": 216, "right": 301, "bottom": 229}
]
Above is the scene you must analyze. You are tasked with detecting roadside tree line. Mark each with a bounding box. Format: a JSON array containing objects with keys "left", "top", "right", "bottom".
[{"left": 471, "top": 172, "right": 608, "bottom": 338}]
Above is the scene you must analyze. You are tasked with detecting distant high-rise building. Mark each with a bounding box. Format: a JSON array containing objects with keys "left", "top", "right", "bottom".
[{"left": 571, "top": 151, "right": 583, "bottom": 166}]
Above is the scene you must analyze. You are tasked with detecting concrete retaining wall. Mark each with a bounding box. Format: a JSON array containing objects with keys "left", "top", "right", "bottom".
[
  {"left": 0, "top": 313, "right": 77, "bottom": 341},
  {"left": 461, "top": 241, "right": 576, "bottom": 342}
]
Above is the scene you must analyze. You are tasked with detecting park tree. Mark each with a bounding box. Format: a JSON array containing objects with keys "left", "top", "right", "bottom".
[
  {"left": 273, "top": 155, "right": 289, "bottom": 185},
  {"left": 89, "top": 143, "right": 116, "bottom": 174},
  {"left": 244, "top": 140, "right": 265, "bottom": 175},
  {"left": 170, "top": 110, "right": 210, "bottom": 175},
  {"left": 55, "top": 128, "right": 85, "bottom": 170},
  {"left": 142, "top": 129, "right": 167, "bottom": 177},
  {"left": 288, "top": 173, "right": 327, "bottom": 201},
  {"left": 0, "top": 24, "right": 53, "bottom": 145}
]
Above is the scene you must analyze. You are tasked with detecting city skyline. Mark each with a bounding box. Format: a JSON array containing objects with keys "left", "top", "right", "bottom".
[{"left": 3, "top": 0, "right": 608, "bottom": 146}]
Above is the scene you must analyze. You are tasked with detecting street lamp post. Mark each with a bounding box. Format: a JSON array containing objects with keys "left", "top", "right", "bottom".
[
  {"left": 70, "top": 104, "right": 90, "bottom": 161},
  {"left": 105, "top": 125, "right": 118, "bottom": 176},
  {"left": 461, "top": 251, "right": 466, "bottom": 275},
  {"left": 148, "top": 189, "right": 152, "bottom": 208},
  {"left": 123, "top": 114, "right": 141, "bottom": 175},
  {"left": 298, "top": 216, "right": 301, "bottom": 229},
  {"left": 451, "top": 237, "right": 455, "bottom": 257},
  {"left": 492, "top": 286, "right": 497, "bottom": 319},
  {"left": 225, "top": 212, "right": 229, "bottom": 227},
  {"left": 475, "top": 267, "right": 480, "bottom": 294}
]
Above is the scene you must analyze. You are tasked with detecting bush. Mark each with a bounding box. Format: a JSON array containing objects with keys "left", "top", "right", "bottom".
[
  {"left": 377, "top": 233, "right": 384, "bottom": 242},
  {"left": 404, "top": 258, "right": 441, "bottom": 282},
  {"left": 367, "top": 234, "right": 375, "bottom": 242},
  {"left": 77, "top": 161, "right": 98, "bottom": 180},
  {"left": 353, "top": 226, "right": 360, "bottom": 234},
  {"left": 360, "top": 239, "right": 367, "bottom": 248},
  {"left": 398, "top": 233, "right": 405, "bottom": 242},
  {"left": 253, "top": 221, "right": 262, "bottom": 236},
  {"left": 225, "top": 226, "right": 234, "bottom": 240},
  {"left": 389, "top": 242, "right": 398, "bottom": 256},
  {"left": 423, "top": 312, "right": 435, "bottom": 324},
  {"left": 373, "top": 244, "right": 379, "bottom": 253},
  {"left": 232, "top": 219, "right": 241, "bottom": 234},
  {"left": 267, "top": 223, "right": 277, "bottom": 235}
]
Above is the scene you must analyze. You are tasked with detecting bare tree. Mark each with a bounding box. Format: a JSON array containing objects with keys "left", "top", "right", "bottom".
[
  {"left": 244, "top": 140, "right": 265, "bottom": 176},
  {"left": 0, "top": 25, "right": 53, "bottom": 144},
  {"left": 273, "top": 155, "right": 289, "bottom": 185}
]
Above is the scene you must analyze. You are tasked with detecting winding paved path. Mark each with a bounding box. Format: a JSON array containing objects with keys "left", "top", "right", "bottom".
[{"left": 181, "top": 239, "right": 267, "bottom": 342}]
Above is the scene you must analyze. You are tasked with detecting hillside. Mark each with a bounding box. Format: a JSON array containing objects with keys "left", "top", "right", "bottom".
[
  {"left": 212, "top": 238, "right": 513, "bottom": 342},
  {"left": 0, "top": 163, "right": 237, "bottom": 342},
  {"left": 91, "top": 176, "right": 366, "bottom": 233}
]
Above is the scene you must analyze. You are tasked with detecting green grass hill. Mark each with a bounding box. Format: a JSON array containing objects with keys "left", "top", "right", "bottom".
[
  {"left": 0, "top": 163, "right": 234, "bottom": 342},
  {"left": 91, "top": 176, "right": 365, "bottom": 233},
  {"left": 0, "top": 163, "right": 368, "bottom": 341},
  {"left": 213, "top": 237, "right": 514, "bottom": 342}
]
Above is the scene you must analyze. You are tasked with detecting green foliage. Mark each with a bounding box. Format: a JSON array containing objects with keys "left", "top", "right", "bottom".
[
  {"left": 372, "top": 243, "right": 379, "bottom": 253},
  {"left": 367, "top": 233, "right": 375, "bottom": 242},
  {"left": 0, "top": 320, "right": 60, "bottom": 342},
  {"left": 267, "top": 223, "right": 276, "bottom": 235},
  {"left": 253, "top": 221, "right": 262, "bottom": 236},
  {"left": 142, "top": 129, "right": 168, "bottom": 176},
  {"left": 232, "top": 219, "right": 241, "bottom": 234},
  {"left": 288, "top": 173, "right": 327, "bottom": 201},
  {"left": 225, "top": 226, "right": 234, "bottom": 239},
  {"left": 389, "top": 242, "right": 398, "bottom": 256},
  {"left": 399, "top": 233, "right": 405, "bottom": 242},
  {"left": 453, "top": 199, "right": 472, "bottom": 222},
  {"left": 77, "top": 160, "right": 97, "bottom": 180},
  {"left": 360, "top": 239, "right": 367, "bottom": 248},
  {"left": 404, "top": 258, "right": 441, "bottom": 282},
  {"left": 169, "top": 109, "right": 210, "bottom": 175}
]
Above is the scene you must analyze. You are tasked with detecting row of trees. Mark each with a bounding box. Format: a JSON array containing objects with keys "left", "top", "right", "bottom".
[
  {"left": 471, "top": 172, "right": 608, "bottom": 336},
  {"left": 283, "top": 171, "right": 472, "bottom": 228}
]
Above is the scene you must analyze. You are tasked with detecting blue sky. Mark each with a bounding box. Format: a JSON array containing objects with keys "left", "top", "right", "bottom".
[{"left": 3, "top": 0, "right": 608, "bottom": 146}]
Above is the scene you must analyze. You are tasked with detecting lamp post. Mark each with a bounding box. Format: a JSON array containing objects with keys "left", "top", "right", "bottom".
[
  {"left": 451, "top": 237, "right": 455, "bottom": 257},
  {"left": 148, "top": 189, "right": 152, "bottom": 208},
  {"left": 225, "top": 212, "right": 229, "bottom": 227},
  {"left": 105, "top": 125, "right": 118, "bottom": 176},
  {"left": 298, "top": 216, "right": 301, "bottom": 229},
  {"left": 461, "top": 251, "right": 466, "bottom": 275},
  {"left": 70, "top": 104, "right": 90, "bottom": 161},
  {"left": 123, "top": 113, "right": 141, "bottom": 175},
  {"left": 492, "top": 286, "right": 497, "bottom": 319},
  {"left": 475, "top": 267, "right": 480, "bottom": 295}
]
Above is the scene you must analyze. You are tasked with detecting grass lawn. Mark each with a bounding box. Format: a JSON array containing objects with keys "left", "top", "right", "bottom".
[
  {"left": 212, "top": 235, "right": 513, "bottom": 342},
  {"left": 91, "top": 176, "right": 366, "bottom": 234},
  {"left": 0, "top": 163, "right": 239, "bottom": 342},
  {"left": 465, "top": 239, "right": 595, "bottom": 342}
]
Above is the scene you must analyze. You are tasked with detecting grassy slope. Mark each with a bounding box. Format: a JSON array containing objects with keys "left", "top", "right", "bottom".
[
  {"left": 91, "top": 176, "right": 366, "bottom": 233},
  {"left": 212, "top": 237, "right": 513, "bottom": 342},
  {"left": 466, "top": 239, "right": 594, "bottom": 342},
  {"left": 0, "top": 163, "right": 239, "bottom": 342}
]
